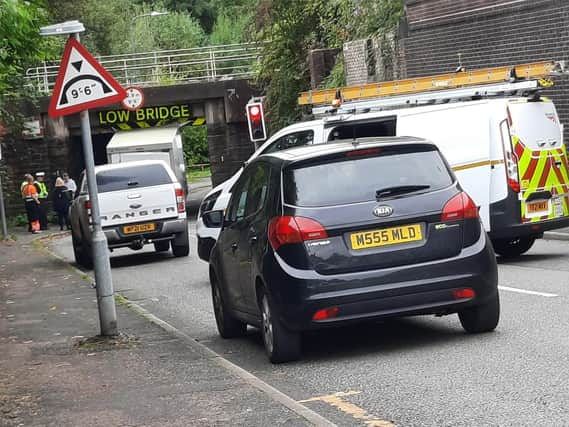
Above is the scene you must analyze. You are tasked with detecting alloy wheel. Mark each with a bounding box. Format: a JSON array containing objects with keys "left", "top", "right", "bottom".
[{"left": 261, "top": 295, "right": 273, "bottom": 355}]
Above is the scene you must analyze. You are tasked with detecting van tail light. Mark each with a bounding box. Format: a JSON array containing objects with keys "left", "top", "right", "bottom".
[
  {"left": 442, "top": 192, "right": 479, "bottom": 222},
  {"left": 268, "top": 216, "right": 328, "bottom": 250},
  {"left": 84, "top": 200, "right": 91, "bottom": 210},
  {"left": 502, "top": 111, "right": 520, "bottom": 193},
  {"left": 175, "top": 186, "right": 186, "bottom": 213}
]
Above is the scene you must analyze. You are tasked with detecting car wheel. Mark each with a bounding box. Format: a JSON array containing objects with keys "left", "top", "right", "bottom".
[
  {"left": 458, "top": 292, "right": 500, "bottom": 333},
  {"left": 154, "top": 240, "right": 170, "bottom": 252},
  {"left": 258, "top": 289, "right": 301, "bottom": 364},
  {"left": 172, "top": 225, "right": 190, "bottom": 257},
  {"left": 492, "top": 236, "right": 535, "bottom": 258},
  {"left": 211, "top": 274, "right": 246, "bottom": 338}
]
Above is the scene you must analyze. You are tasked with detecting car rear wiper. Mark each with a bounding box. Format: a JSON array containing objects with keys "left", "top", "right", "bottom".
[{"left": 376, "top": 185, "right": 431, "bottom": 200}]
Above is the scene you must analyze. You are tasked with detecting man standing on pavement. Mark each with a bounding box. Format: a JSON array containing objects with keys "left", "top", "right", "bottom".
[
  {"left": 62, "top": 172, "right": 77, "bottom": 197},
  {"left": 21, "top": 174, "right": 34, "bottom": 232},
  {"left": 35, "top": 172, "right": 49, "bottom": 230},
  {"left": 22, "top": 174, "right": 41, "bottom": 233}
]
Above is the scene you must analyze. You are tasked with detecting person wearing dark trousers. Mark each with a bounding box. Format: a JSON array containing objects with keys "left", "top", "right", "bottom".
[
  {"left": 53, "top": 177, "right": 71, "bottom": 230},
  {"left": 35, "top": 172, "right": 49, "bottom": 230},
  {"left": 21, "top": 173, "right": 34, "bottom": 232},
  {"left": 22, "top": 175, "right": 41, "bottom": 234}
]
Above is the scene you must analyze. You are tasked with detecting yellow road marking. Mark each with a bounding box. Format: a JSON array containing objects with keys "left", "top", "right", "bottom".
[{"left": 299, "top": 391, "right": 396, "bottom": 427}]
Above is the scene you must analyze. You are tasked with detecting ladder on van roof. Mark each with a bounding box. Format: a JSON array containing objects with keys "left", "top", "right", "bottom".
[{"left": 299, "top": 61, "right": 567, "bottom": 116}]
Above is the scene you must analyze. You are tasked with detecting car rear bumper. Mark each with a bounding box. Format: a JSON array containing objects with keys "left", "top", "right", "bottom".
[
  {"left": 265, "top": 231, "right": 498, "bottom": 331},
  {"left": 103, "top": 218, "right": 187, "bottom": 249}
]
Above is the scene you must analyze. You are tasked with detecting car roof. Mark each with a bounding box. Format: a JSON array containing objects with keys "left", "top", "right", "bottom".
[{"left": 257, "top": 136, "right": 434, "bottom": 164}]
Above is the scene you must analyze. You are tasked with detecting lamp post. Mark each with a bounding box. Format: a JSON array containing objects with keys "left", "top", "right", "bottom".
[{"left": 130, "top": 11, "right": 169, "bottom": 54}]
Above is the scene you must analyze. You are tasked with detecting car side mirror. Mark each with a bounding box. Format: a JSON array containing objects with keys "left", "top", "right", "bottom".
[{"left": 202, "top": 210, "right": 224, "bottom": 228}]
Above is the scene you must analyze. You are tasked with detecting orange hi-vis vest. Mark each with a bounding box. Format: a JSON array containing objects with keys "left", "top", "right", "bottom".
[{"left": 22, "top": 183, "right": 38, "bottom": 201}]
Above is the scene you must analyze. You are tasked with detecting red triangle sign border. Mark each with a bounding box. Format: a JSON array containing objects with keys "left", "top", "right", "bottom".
[{"left": 48, "top": 38, "right": 127, "bottom": 118}]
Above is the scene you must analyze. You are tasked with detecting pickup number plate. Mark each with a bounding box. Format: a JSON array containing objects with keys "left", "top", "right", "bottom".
[
  {"left": 123, "top": 223, "right": 156, "bottom": 234},
  {"left": 350, "top": 224, "right": 422, "bottom": 250}
]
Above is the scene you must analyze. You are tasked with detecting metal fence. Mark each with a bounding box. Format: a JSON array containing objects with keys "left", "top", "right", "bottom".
[{"left": 26, "top": 42, "right": 262, "bottom": 93}]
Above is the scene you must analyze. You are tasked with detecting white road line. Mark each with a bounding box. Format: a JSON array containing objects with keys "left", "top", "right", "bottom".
[{"left": 498, "top": 286, "right": 559, "bottom": 298}]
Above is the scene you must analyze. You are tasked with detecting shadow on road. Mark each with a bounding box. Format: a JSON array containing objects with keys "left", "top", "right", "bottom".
[
  {"left": 233, "top": 316, "right": 477, "bottom": 363},
  {"left": 496, "top": 253, "right": 567, "bottom": 265}
]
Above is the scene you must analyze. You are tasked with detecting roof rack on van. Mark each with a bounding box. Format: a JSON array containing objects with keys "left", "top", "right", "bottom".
[{"left": 299, "top": 61, "right": 567, "bottom": 116}]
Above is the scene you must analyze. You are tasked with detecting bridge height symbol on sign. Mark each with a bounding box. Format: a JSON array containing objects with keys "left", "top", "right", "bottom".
[{"left": 48, "top": 37, "right": 126, "bottom": 118}]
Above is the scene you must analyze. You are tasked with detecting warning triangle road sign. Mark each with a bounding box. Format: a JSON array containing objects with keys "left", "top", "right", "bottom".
[{"left": 48, "top": 38, "right": 127, "bottom": 118}]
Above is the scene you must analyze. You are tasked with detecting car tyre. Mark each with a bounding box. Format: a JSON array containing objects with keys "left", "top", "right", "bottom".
[
  {"left": 458, "top": 292, "right": 500, "bottom": 333},
  {"left": 211, "top": 274, "right": 247, "bottom": 338},
  {"left": 492, "top": 236, "right": 535, "bottom": 258},
  {"left": 72, "top": 231, "right": 93, "bottom": 270},
  {"left": 172, "top": 224, "right": 190, "bottom": 257},
  {"left": 258, "top": 289, "right": 301, "bottom": 364},
  {"left": 154, "top": 240, "right": 170, "bottom": 252}
]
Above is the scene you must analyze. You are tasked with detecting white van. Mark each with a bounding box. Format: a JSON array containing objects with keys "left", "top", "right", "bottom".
[
  {"left": 106, "top": 126, "right": 188, "bottom": 193},
  {"left": 196, "top": 96, "right": 569, "bottom": 260}
]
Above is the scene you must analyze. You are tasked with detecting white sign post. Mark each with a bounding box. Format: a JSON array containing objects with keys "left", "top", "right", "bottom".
[{"left": 42, "top": 21, "right": 126, "bottom": 336}]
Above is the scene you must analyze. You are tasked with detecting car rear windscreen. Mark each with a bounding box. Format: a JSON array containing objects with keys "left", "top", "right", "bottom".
[
  {"left": 96, "top": 164, "right": 172, "bottom": 193},
  {"left": 283, "top": 148, "right": 453, "bottom": 207}
]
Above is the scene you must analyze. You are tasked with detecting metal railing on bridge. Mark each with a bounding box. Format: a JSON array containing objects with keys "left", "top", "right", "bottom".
[{"left": 26, "top": 42, "right": 262, "bottom": 94}]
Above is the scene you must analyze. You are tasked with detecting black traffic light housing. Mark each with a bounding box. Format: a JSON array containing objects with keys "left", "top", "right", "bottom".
[{"left": 246, "top": 101, "right": 267, "bottom": 142}]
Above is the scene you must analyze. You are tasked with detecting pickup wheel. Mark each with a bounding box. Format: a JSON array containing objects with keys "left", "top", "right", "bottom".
[
  {"left": 172, "top": 224, "right": 190, "bottom": 257},
  {"left": 72, "top": 232, "right": 93, "bottom": 270},
  {"left": 154, "top": 241, "right": 170, "bottom": 252}
]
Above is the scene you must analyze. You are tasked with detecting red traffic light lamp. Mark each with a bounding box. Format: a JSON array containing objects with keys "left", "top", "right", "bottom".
[{"left": 246, "top": 100, "right": 267, "bottom": 142}]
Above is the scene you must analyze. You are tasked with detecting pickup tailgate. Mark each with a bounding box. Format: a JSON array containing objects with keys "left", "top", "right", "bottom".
[{"left": 99, "top": 184, "right": 178, "bottom": 228}]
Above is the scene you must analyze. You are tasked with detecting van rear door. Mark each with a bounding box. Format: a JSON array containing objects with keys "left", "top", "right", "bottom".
[{"left": 507, "top": 100, "right": 569, "bottom": 223}]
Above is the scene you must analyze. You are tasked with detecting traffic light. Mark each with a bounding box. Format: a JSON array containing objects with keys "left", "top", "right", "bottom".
[{"left": 246, "top": 101, "right": 267, "bottom": 142}]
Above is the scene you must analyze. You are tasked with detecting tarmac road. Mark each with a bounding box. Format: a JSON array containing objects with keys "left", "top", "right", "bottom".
[{"left": 49, "top": 226, "right": 569, "bottom": 427}]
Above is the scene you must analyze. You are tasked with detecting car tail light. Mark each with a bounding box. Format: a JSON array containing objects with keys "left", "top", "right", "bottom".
[
  {"left": 268, "top": 216, "right": 328, "bottom": 250},
  {"left": 84, "top": 200, "right": 91, "bottom": 210},
  {"left": 313, "top": 307, "right": 339, "bottom": 321},
  {"left": 441, "top": 192, "right": 478, "bottom": 222},
  {"left": 175, "top": 186, "right": 185, "bottom": 213},
  {"left": 452, "top": 288, "right": 475, "bottom": 300}
]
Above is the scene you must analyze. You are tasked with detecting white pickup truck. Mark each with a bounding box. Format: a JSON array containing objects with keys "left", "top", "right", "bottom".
[{"left": 69, "top": 160, "right": 189, "bottom": 268}]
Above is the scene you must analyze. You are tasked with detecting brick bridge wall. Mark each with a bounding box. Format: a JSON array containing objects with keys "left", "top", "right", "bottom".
[{"left": 400, "top": 0, "right": 569, "bottom": 143}]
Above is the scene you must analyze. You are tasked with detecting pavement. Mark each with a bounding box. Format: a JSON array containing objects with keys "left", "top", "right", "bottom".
[
  {"left": 544, "top": 226, "right": 569, "bottom": 241},
  {"left": 0, "top": 231, "right": 321, "bottom": 427}
]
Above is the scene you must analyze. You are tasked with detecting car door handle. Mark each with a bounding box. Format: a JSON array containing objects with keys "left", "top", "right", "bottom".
[
  {"left": 250, "top": 235, "right": 258, "bottom": 245},
  {"left": 231, "top": 243, "right": 238, "bottom": 252}
]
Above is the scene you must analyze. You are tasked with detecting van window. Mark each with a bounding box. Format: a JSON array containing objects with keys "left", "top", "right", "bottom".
[
  {"left": 327, "top": 118, "right": 396, "bottom": 141},
  {"left": 96, "top": 164, "right": 172, "bottom": 193},
  {"left": 284, "top": 148, "right": 452, "bottom": 207},
  {"left": 262, "top": 130, "right": 314, "bottom": 154}
]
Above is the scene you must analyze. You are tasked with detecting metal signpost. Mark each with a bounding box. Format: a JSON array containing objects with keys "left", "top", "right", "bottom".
[{"left": 41, "top": 21, "right": 127, "bottom": 336}]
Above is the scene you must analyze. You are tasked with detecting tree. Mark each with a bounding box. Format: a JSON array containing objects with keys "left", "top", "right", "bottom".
[{"left": 0, "top": 0, "right": 53, "bottom": 128}]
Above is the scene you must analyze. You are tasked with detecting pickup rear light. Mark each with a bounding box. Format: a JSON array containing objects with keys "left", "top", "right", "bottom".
[
  {"left": 442, "top": 192, "right": 478, "bottom": 222},
  {"left": 345, "top": 148, "right": 382, "bottom": 158},
  {"left": 268, "top": 216, "right": 328, "bottom": 250},
  {"left": 175, "top": 187, "right": 185, "bottom": 213}
]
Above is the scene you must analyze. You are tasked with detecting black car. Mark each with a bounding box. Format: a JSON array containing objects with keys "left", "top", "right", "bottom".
[{"left": 204, "top": 137, "right": 499, "bottom": 363}]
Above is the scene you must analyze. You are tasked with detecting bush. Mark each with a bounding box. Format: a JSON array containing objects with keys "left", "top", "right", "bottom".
[{"left": 182, "top": 125, "right": 208, "bottom": 166}]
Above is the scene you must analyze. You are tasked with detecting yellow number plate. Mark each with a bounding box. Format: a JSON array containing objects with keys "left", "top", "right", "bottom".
[
  {"left": 350, "top": 224, "right": 422, "bottom": 250},
  {"left": 526, "top": 200, "right": 549, "bottom": 214},
  {"left": 123, "top": 223, "right": 156, "bottom": 234}
]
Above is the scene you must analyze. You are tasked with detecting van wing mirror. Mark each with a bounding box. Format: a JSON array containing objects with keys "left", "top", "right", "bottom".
[{"left": 202, "top": 210, "right": 224, "bottom": 228}]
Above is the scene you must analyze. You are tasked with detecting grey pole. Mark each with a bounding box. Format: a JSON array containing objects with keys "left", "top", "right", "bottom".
[
  {"left": 74, "top": 32, "right": 118, "bottom": 336},
  {"left": 0, "top": 174, "right": 8, "bottom": 240}
]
